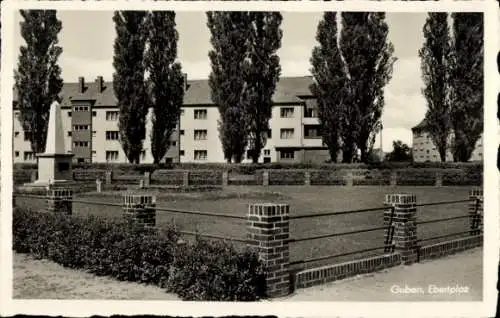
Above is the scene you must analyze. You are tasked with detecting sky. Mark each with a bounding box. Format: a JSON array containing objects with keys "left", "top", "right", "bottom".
[{"left": 13, "top": 11, "right": 429, "bottom": 152}]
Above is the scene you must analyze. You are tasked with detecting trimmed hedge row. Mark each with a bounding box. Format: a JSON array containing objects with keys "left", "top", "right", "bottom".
[
  {"left": 189, "top": 170, "right": 223, "bottom": 186},
  {"left": 228, "top": 171, "right": 263, "bottom": 186},
  {"left": 268, "top": 170, "right": 305, "bottom": 185},
  {"left": 310, "top": 170, "right": 347, "bottom": 186},
  {"left": 12, "top": 207, "right": 266, "bottom": 301},
  {"left": 396, "top": 170, "right": 436, "bottom": 186},
  {"left": 14, "top": 161, "right": 483, "bottom": 173},
  {"left": 151, "top": 170, "right": 185, "bottom": 185},
  {"left": 353, "top": 169, "right": 392, "bottom": 186}
]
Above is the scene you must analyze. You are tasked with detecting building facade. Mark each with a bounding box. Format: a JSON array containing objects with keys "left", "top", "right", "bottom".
[
  {"left": 411, "top": 119, "right": 483, "bottom": 162},
  {"left": 13, "top": 75, "right": 329, "bottom": 164}
]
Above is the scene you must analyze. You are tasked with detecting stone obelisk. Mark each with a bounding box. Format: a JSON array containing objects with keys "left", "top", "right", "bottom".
[{"left": 25, "top": 101, "right": 74, "bottom": 188}]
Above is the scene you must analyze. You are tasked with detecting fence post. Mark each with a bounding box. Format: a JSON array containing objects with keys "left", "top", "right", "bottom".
[
  {"left": 122, "top": 193, "right": 156, "bottom": 228},
  {"left": 247, "top": 203, "right": 290, "bottom": 298},
  {"left": 46, "top": 187, "right": 73, "bottom": 215},
  {"left": 222, "top": 171, "right": 229, "bottom": 187},
  {"left": 384, "top": 193, "right": 418, "bottom": 265},
  {"left": 183, "top": 171, "right": 189, "bottom": 187},
  {"left": 435, "top": 171, "right": 443, "bottom": 187},
  {"left": 96, "top": 179, "right": 102, "bottom": 193},
  {"left": 304, "top": 171, "right": 311, "bottom": 186},
  {"left": 30, "top": 170, "right": 37, "bottom": 183},
  {"left": 468, "top": 187, "right": 483, "bottom": 236},
  {"left": 390, "top": 171, "right": 398, "bottom": 186},
  {"left": 105, "top": 171, "right": 112, "bottom": 185},
  {"left": 263, "top": 171, "right": 269, "bottom": 186},
  {"left": 346, "top": 171, "right": 354, "bottom": 187},
  {"left": 144, "top": 172, "right": 151, "bottom": 188}
]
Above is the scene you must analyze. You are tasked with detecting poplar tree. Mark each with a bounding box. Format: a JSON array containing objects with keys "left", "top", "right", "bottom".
[
  {"left": 241, "top": 12, "right": 282, "bottom": 163},
  {"left": 207, "top": 12, "right": 249, "bottom": 163},
  {"left": 449, "top": 13, "right": 483, "bottom": 162},
  {"left": 145, "top": 11, "right": 185, "bottom": 164},
  {"left": 339, "top": 12, "right": 396, "bottom": 163},
  {"left": 419, "top": 13, "right": 452, "bottom": 162},
  {"left": 112, "top": 11, "right": 149, "bottom": 164},
  {"left": 14, "top": 10, "right": 63, "bottom": 154},
  {"left": 310, "top": 12, "right": 346, "bottom": 162}
]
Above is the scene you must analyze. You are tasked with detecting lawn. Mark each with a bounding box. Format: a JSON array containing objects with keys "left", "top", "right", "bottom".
[{"left": 15, "top": 185, "right": 477, "bottom": 270}]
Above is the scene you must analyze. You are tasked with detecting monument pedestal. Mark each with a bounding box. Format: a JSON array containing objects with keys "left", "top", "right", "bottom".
[{"left": 23, "top": 153, "right": 74, "bottom": 189}]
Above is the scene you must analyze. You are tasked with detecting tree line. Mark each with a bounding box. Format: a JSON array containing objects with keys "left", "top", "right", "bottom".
[{"left": 14, "top": 11, "right": 483, "bottom": 164}]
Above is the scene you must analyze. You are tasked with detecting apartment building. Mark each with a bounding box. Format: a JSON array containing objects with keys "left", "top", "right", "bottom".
[
  {"left": 411, "top": 119, "right": 483, "bottom": 162},
  {"left": 13, "top": 75, "right": 329, "bottom": 164}
]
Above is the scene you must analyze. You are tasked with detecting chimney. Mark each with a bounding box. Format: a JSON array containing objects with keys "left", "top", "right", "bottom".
[
  {"left": 78, "top": 77, "right": 85, "bottom": 93},
  {"left": 96, "top": 76, "right": 104, "bottom": 93}
]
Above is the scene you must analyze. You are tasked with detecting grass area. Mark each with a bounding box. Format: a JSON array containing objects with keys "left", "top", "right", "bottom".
[
  {"left": 15, "top": 185, "right": 476, "bottom": 270},
  {"left": 13, "top": 253, "right": 178, "bottom": 300}
]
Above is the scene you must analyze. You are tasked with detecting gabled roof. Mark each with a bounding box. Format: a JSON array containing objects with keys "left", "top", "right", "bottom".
[{"left": 13, "top": 75, "right": 315, "bottom": 107}]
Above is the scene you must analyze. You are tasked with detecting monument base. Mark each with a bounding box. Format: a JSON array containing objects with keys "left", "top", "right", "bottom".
[{"left": 19, "top": 180, "right": 74, "bottom": 194}]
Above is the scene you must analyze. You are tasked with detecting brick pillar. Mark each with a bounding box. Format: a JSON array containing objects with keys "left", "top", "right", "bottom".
[
  {"left": 346, "top": 171, "right": 354, "bottom": 187},
  {"left": 390, "top": 171, "right": 398, "bottom": 186},
  {"left": 304, "top": 171, "right": 311, "bottom": 186},
  {"left": 384, "top": 193, "right": 417, "bottom": 265},
  {"left": 468, "top": 187, "right": 483, "bottom": 236},
  {"left": 122, "top": 193, "right": 156, "bottom": 228},
  {"left": 105, "top": 171, "right": 112, "bottom": 185},
  {"left": 222, "top": 171, "right": 228, "bottom": 187},
  {"left": 30, "top": 170, "right": 37, "bottom": 183},
  {"left": 183, "top": 171, "right": 189, "bottom": 187},
  {"left": 46, "top": 187, "right": 73, "bottom": 215},
  {"left": 96, "top": 179, "right": 102, "bottom": 193},
  {"left": 247, "top": 203, "right": 290, "bottom": 298},
  {"left": 435, "top": 171, "right": 443, "bottom": 187},
  {"left": 263, "top": 171, "right": 269, "bottom": 186},
  {"left": 144, "top": 172, "right": 151, "bottom": 187}
]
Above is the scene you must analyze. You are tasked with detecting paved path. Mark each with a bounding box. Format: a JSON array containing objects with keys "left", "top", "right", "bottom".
[{"left": 280, "top": 248, "right": 483, "bottom": 301}]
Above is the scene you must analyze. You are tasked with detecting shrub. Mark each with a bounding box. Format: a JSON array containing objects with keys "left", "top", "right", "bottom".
[
  {"left": 165, "top": 238, "right": 266, "bottom": 301},
  {"left": 396, "top": 169, "right": 436, "bottom": 186},
  {"left": 189, "top": 170, "right": 223, "bottom": 186},
  {"left": 13, "top": 207, "right": 266, "bottom": 301},
  {"left": 151, "top": 170, "right": 185, "bottom": 185},
  {"left": 268, "top": 170, "right": 305, "bottom": 185},
  {"left": 310, "top": 170, "right": 347, "bottom": 185}
]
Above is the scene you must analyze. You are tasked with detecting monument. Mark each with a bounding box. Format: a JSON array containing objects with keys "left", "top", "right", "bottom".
[{"left": 23, "top": 101, "right": 74, "bottom": 188}]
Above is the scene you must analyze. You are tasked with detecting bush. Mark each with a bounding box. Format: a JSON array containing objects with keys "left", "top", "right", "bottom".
[
  {"left": 310, "top": 170, "right": 347, "bottom": 185},
  {"left": 189, "top": 170, "right": 223, "bottom": 186},
  {"left": 396, "top": 169, "right": 436, "bottom": 186},
  {"left": 165, "top": 238, "right": 265, "bottom": 301},
  {"left": 151, "top": 170, "right": 185, "bottom": 185},
  {"left": 12, "top": 207, "right": 266, "bottom": 300},
  {"left": 268, "top": 170, "right": 305, "bottom": 185}
]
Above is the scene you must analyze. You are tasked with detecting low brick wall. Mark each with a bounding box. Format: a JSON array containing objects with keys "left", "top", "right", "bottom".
[
  {"left": 418, "top": 235, "right": 483, "bottom": 261},
  {"left": 294, "top": 253, "right": 401, "bottom": 289}
]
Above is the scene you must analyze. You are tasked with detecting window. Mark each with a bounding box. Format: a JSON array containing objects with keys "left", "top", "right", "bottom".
[
  {"left": 264, "top": 149, "right": 270, "bottom": 156},
  {"left": 194, "top": 150, "right": 207, "bottom": 161},
  {"left": 280, "top": 150, "right": 295, "bottom": 159},
  {"left": 14, "top": 131, "right": 19, "bottom": 137},
  {"left": 171, "top": 141, "right": 177, "bottom": 146},
  {"left": 194, "top": 109, "right": 207, "bottom": 120},
  {"left": 24, "top": 151, "right": 34, "bottom": 161},
  {"left": 106, "top": 151, "right": 119, "bottom": 162},
  {"left": 14, "top": 111, "right": 19, "bottom": 118},
  {"left": 92, "top": 150, "right": 96, "bottom": 156},
  {"left": 24, "top": 131, "right": 30, "bottom": 141},
  {"left": 280, "top": 107, "right": 294, "bottom": 118},
  {"left": 180, "top": 150, "right": 185, "bottom": 156},
  {"left": 305, "top": 107, "right": 318, "bottom": 118},
  {"left": 194, "top": 129, "right": 207, "bottom": 140},
  {"left": 77, "top": 158, "right": 85, "bottom": 164},
  {"left": 304, "top": 125, "right": 320, "bottom": 138},
  {"left": 426, "top": 149, "right": 430, "bottom": 154},
  {"left": 280, "top": 128, "right": 294, "bottom": 139},
  {"left": 73, "top": 141, "right": 89, "bottom": 147},
  {"left": 180, "top": 109, "right": 185, "bottom": 116},
  {"left": 67, "top": 131, "right": 72, "bottom": 137},
  {"left": 267, "top": 129, "right": 272, "bottom": 139},
  {"left": 92, "top": 131, "right": 96, "bottom": 137},
  {"left": 74, "top": 106, "right": 89, "bottom": 112},
  {"left": 74, "top": 125, "right": 89, "bottom": 131},
  {"left": 15, "top": 151, "right": 19, "bottom": 157},
  {"left": 106, "top": 111, "right": 119, "bottom": 121},
  {"left": 106, "top": 131, "right": 119, "bottom": 140},
  {"left": 92, "top": 111, "right": 97, "bottom": 117},
  {"left": 180, "top": 130, "right": 185, "bottom": 135},
  {"left": 68, "top": 112, "right": 72, "bottom": 117}
]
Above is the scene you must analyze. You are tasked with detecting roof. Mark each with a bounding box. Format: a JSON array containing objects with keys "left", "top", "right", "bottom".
[
  {"left": 412, "top": 119, "right": 427, "bottom": 132},
  {"left": 13, "top": 75, "right": 315, "bottom": 107}
]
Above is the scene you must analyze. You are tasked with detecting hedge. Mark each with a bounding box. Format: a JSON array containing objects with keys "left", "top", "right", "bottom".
[
  {"left": 352, "top": 169, "right": 392, "bottom": 186},
  {"left": 228, "top": 171, "right": 264, "bottom": 186},
  {"left": 151, "top": 170, "right": 185, "bottom": 185},
  {"left": 396, "top": 169, "right": 436, "bottom": 186},
  {"left": 189, "top": 170, "right": 223, "bottom": 186},
  {"left": 12, "top": 207, "right": 266, "bottom": 301},
  {"left": 310, "top": 170, "right": 347, "bottom": 186},
  {"left": 268, "top": 170, "right": 305, "bottom": 185}
]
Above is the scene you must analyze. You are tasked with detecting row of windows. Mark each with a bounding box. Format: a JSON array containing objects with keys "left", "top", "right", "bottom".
[{"left": 74, "top": 125, "right": 90, "bottom": 131}]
